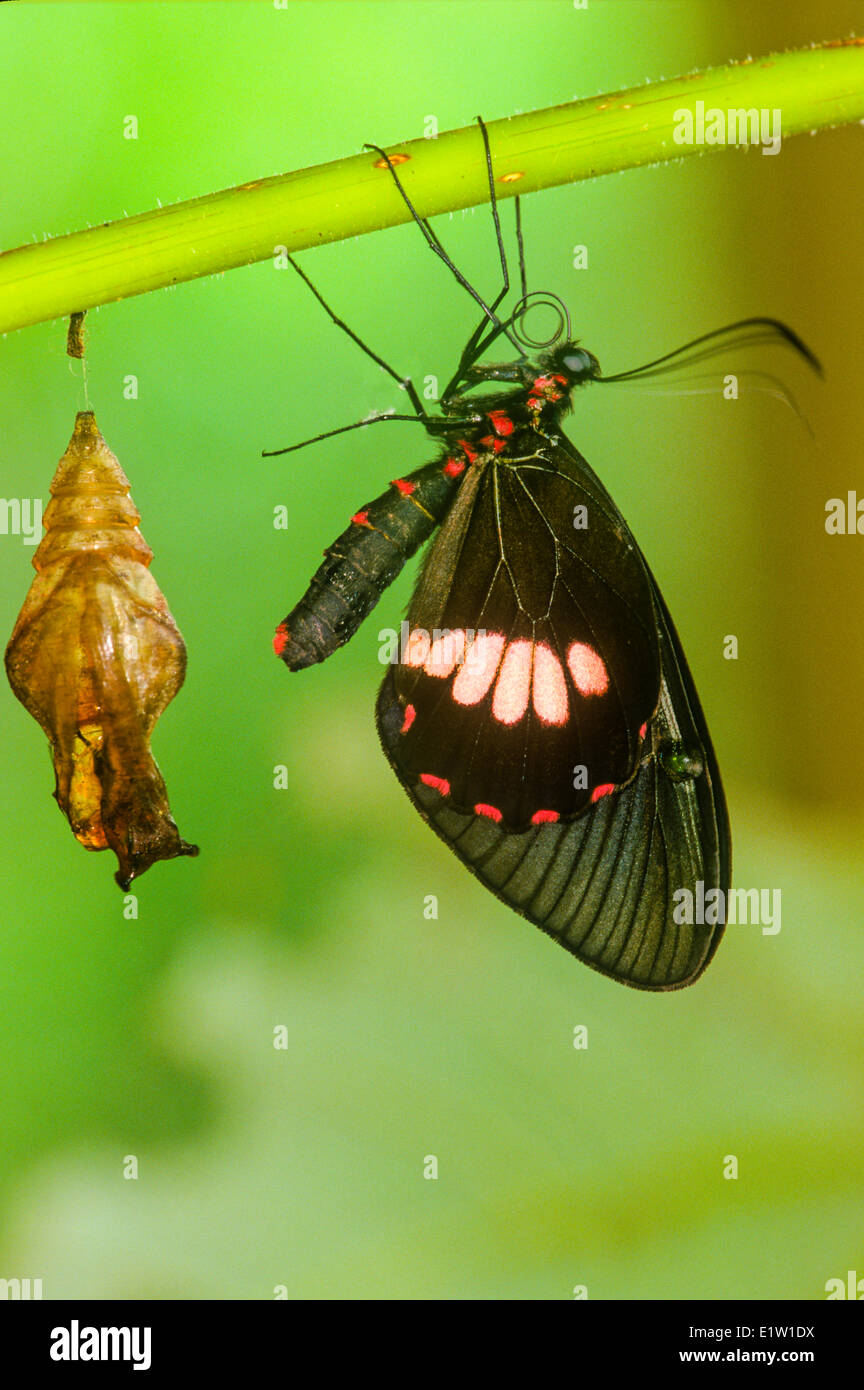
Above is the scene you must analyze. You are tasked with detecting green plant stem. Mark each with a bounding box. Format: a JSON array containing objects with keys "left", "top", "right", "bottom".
[{"left": 1, "top": 40, "right": 862, "bottom": 336}]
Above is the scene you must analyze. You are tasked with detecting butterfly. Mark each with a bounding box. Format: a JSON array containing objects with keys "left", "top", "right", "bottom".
[{"left": 266, "top": 121, "right": 818, "bottom": 989}]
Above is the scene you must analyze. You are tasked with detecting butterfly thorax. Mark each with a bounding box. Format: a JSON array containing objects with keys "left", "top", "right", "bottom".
[{"left": 431, "top": 341, "right": 602, "bottom": 458}]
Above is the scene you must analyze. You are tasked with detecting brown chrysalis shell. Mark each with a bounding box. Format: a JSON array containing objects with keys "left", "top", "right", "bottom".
[{"left": 5, "top": 411, "right": 198, "bottom": 889}]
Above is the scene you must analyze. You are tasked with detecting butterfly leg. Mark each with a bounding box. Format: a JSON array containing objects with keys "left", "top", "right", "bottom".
[
  {"left": 366, "top": 117, "right": 522, "bottom": 362},
  {"left": 285, "top": 251, "right": 428, "bottom": 420}
]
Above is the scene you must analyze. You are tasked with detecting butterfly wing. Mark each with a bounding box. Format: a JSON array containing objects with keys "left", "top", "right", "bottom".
[
  {"left": 376, "top": 434, "right": 728, "bottom": 989},
  {"left": 381, "top": 432, "right": 661, "bottom": 828}
]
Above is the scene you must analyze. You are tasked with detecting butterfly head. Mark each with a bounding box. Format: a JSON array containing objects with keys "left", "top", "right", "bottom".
[
  {"left": 517, "top": 344, "right": 601, "bottom": 419},
  {"left": 546, "top": 343, "right": 602, "bottom": 387}
]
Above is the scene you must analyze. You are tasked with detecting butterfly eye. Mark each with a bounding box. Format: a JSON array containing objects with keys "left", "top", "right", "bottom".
[{"left": 562, "top": 349, "right": 594, "bottom": 376}]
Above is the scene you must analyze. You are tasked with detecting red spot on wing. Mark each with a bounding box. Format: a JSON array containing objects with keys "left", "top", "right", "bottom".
[
  {"left": 391, "top": 478, "right": 415, "bottom": 495},
  {"left": 639, "top": 722, "right": 648, "bottom": 741},
  {"left": 351, "top": 510, "right": 370, "bottom": 526},
  {"left": 567, "top": 642, "right": 609, "bottom": 696},
  {"left": 403, "top": 628, "right": 431, "bottom": 667},
  {"left": 474, "top": 803, "right": 502, "bottom": 822},
  {"left": 487, "top": 410, "right": 515, "bottom": 436},
  {"left": 273, "top": 624, "right": 289, "bottom": 657},
  {"left": 492, "top": 640, "right": 532, "bottom": 724},
  {"left": 458, "top": 440, "right": 479, "bottom": 464},
  {"left": 420, "top": 773, "right": 450, "bottom": 796},
  {"left": 400, "top": 704, "right": 416, "bottom": 734},
  {"left": 532, "top": 644, "right": 568, "bottom": 725},
  {"left": 591, "top": 783, "right": 616, "bottom": 804},
  {"left": 443, "top": 456, "right": 465, "bottom": 477},
  {"left": 452, "top": 633, "right": 505, "bottom": 705},
  {"left": 531, "top": 809, "right": 560, "bottom": 825},
  {"left": 424, "top": 629, "right": 466, "bottom": 678}
]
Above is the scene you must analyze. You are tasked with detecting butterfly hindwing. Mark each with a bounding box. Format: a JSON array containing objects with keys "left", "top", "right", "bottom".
[{"left": 377, "top": 550, "right": 728, "bottom": 989}]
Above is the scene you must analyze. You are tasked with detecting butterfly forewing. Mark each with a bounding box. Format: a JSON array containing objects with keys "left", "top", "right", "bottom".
[{"left": 387, "top": 425, "right": 660, "bottom": 829}]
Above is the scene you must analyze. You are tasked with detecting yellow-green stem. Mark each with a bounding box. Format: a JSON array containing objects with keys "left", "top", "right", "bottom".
[{"left": 1, "top": 39, "right": 862, "bottom": 336}]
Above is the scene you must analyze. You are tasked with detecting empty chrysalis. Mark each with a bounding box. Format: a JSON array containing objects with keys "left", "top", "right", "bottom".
[{"left": 5, "top": 411, "right": 198, "bottom": 889}]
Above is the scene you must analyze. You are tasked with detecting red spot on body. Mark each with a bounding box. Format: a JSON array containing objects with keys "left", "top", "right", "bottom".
[
  {"left": 567, "top": 642, "right": 609, "bottom": 697},
  {"left": 391, "top": 478, "right": 415, "bottom": 495},
  {"left": 374, "top": 152, "right": 410, "bottom": 168},
  {"left": 443, "top": 456, "right": 465, "bottom": 477},
  {"left": 487, "top": 410, "right": 515, "bottom": 436},
  {"left": 531, "top": 809, "right": 560, "bottom": 825},
  {"left": 420, "top": 773, "right": 450, "bottom": 796},
  {"left": 531, "top": 375, "right": 563, "bottom": 402},
  {"left": 459, "top": 440, "right": 479, "bottom": 464},
  {"left": 479, "top": 435, "right": 507, "bottom": 453},
  {"left": 351, "top": 510, "right": 370, "bottom": 526},
  {"left": 273, "top": 624, "right": 289, "bottom": 657},
  {"left": 591, "top": 783, "right": 616, "bottom": 804},
  {"left": 400, "top": 704, "right": 416, "bottom": 734},
  {"left": 474, "top": 803, "right": 502, "bottom": 822}
]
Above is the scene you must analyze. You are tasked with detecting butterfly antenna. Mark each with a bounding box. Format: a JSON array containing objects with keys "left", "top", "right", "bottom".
[
  {"left": 597, "top": 317, "right": 822, "bottom": 383},
  {"left": 613, "top": 367, "right": 816, "bottom": 438}
]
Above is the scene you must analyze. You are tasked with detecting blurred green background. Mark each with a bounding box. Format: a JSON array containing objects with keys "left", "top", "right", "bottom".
[{"left": 0, "top": 0, "right": 862, "bottom": 1300}]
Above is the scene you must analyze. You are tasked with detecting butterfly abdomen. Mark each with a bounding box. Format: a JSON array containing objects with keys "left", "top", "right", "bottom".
[{"left": 275, "top": 453, "right": 468, "bottom": 670}]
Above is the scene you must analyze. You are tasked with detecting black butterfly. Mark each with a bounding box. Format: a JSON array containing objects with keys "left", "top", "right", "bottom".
[{"left": 266, "top": 121, "right": 819, "bottom": 990}]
